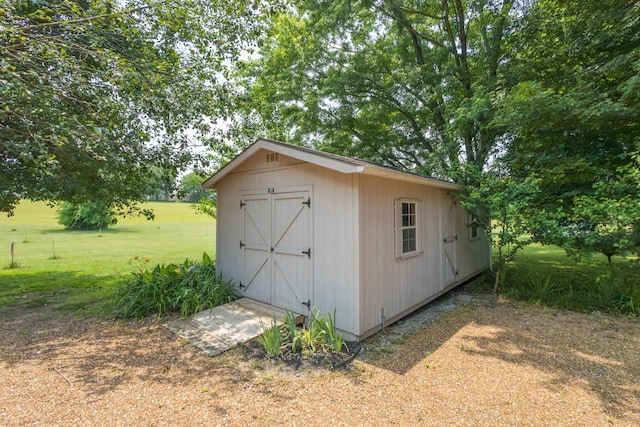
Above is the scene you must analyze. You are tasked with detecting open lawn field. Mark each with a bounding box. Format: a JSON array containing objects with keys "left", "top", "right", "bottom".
[{"left": 0, "top": 201, "right": 215, "bottom": 315}]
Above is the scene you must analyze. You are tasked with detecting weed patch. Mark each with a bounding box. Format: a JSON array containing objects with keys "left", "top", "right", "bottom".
[{"left": 501, "top": 247, "right": 639, "bottom": 316}]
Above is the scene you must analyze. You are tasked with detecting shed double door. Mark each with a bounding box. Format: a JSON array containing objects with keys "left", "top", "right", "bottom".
[{"left": 239, "top": 188, "right": 312, "bottom": 313}]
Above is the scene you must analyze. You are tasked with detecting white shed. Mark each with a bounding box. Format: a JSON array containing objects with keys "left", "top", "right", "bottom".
[{"left": 203, "top": 138, "right": 490, "bottom": 340}]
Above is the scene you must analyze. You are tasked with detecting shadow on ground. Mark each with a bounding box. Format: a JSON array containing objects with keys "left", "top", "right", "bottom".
[
  {"left": 0, "top": 270, "right": 121, "bottom": 314},
  {"left": 360, "top": 296, "right": 640, "bottom": 421},
  {"left": 0, "top": 307, "right": 242, "bottom": 397}
]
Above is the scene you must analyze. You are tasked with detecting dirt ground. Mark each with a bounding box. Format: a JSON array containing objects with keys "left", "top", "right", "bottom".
[{"left": 1, "top": 294, "right": 638, "bottom": 426}]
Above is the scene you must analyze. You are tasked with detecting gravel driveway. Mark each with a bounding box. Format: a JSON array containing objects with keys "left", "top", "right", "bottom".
[{"left": 1, "top": 295, "right": 638, "bottom": 426}]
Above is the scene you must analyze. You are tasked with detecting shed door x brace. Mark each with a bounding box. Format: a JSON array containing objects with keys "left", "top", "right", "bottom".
[{"left": 238, "top": 187, "right": 312, "bottom": 313}]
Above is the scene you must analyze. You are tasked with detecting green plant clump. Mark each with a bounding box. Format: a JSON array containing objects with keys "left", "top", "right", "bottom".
[
  {"left": 258, "top": 307, "right": 345, "bottom": 358},
  {"left": 500, "top": 262, "right": 639, "bottom": 317},
  {"left": 115, "top": 252, "right": 236, "bottom": 319},
  {"left": 257, "top": 318, "right": 284, "bottom": 358}
]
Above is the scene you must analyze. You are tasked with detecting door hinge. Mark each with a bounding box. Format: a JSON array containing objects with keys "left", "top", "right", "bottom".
[
  {"left": 240, "top": 201, "right": 246, "bottom": 208},
  {"left": 240, "top": 240, "right": 246, "bottom": 248},
  {"left": 302, "top": 248, "right": 311, "bottom": 258},
  {"left": 302, "top": 197, "right": 311, "bottom": 208},
  {"left": 302, "top": 299, "right": 311, "bottom": 309},
  {"left": 239, "top": 282, "right": 245, "bottom": 290}
]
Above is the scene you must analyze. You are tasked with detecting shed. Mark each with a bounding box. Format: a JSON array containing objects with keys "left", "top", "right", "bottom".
[{"left": 203, "top": 138, "right": 490, "bottom": 340}]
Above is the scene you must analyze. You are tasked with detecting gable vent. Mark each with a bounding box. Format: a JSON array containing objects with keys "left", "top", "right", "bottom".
[{"left": 266, "top": 152, "right": 280, "bottom": 164}]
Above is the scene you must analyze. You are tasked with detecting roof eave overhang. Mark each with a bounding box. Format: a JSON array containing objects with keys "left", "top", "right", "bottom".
[
  {"left": 202, "top": 138, "right": 459, "bottom": 192},
  {"left": 202, "top": 138, "right": 364, "bottom": 189},
  {"left": 360, "top": 165, "right": 459, "bottom": 191}
]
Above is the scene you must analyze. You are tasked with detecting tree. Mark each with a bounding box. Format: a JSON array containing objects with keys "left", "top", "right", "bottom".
[
  {"left": 56, "top": 201, "right": 116, "bottom": 230},
  {"left": 192, "top": 196, "right": 217, "bottom": 220},
  {"left": 142, "top": 166, "right": 178, "bottom": 202},
  {"left": 498, "top": 0, "right": 640, "bottom": 258},
  {"left": 208, "top": 0, "right": 544, "bottom": 289},
  {"left": 180, "top": 172, "right": 211, "bottom": 202},
  {"left": 457, "top": 163, "right": 540, "bottom": 291},
  {"left": 566, "top": 147, "right": 640, "bottom": 262},
  {"left": 1, "top": 0, "right": 276, "bottom": 216},
  {"left": 214, "top": 0, "right": 525, "bottom": 178}
]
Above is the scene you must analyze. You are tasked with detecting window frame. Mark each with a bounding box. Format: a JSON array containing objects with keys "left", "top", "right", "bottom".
[
  {"left": 468, "top": 212, "right": 481, "bottom": 241},
  {"left": 395, "top": 198, "right": 422, "bottom": 258}
]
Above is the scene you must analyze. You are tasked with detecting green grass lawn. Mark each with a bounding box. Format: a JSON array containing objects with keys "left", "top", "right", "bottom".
[
  {"left": 506, "top": 243, "right": 631, "bottom": 282},
  {"left": 493, "top": 243, "right": 639, "bottom": 316},
  {"left": 0, "top": 201, "right": 216, "bottom": 315},
  {"left": 2, "top": 202, "right": 637, "bottom": 318}
]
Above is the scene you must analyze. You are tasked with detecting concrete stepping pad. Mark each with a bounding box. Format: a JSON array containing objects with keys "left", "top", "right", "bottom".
[{"left": 165, "top": 298, "right": 301, "bottom": 355}]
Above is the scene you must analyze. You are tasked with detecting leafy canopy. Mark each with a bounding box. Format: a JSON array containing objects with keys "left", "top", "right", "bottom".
[
  {"left": 499, "top": 0, "right": 640, "bottom": 259},
  {"left": 1, "top": 0, "right": 275, "bottom": 216},
  {"left": 214, "top": 0, "right": 524, "bottom": 178}
]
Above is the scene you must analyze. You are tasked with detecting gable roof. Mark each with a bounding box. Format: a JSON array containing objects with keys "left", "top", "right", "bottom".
[{"left": 202, "top": 138, "right": 458, "bottom": 190}]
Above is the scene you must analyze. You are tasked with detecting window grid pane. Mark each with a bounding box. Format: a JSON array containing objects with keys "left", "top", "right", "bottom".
[
  {"left": 401, "top": 202, "right": 418, "bottom": 254},
  {"left": 403, "top": 228, "right": 416, "bottom": 253}
]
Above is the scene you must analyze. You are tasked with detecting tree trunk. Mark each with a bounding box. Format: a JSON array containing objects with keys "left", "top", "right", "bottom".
[{"left": 493, "top": 258, "right": 506, "bottom": 293}]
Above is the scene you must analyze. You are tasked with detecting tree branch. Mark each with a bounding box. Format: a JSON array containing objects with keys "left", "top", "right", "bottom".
[
  {"left": 394, "top": 4, "right": 445, "bottom": 20},
  {"left": 2, "top": 5, "right": 150, "bottom": 33}
]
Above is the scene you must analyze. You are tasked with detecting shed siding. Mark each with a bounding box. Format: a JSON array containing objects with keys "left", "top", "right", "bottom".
[
  {"left": 215, "top": 152, "right": 360, "bottom": 337},
  {"left": 357, "top": 175, "right": 489, "bottom": 337},
  {"left": 451, "top": 195, "right": 491, "bottom": 279},
  {"left": 211, "top": 143, "right": 490, "bottom": 340}
]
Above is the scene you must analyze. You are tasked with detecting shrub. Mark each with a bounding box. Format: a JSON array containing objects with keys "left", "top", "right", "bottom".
[
  {"left": 56, "top": 201, "right": 117, "bottom": 230},
  {"left": 115, "top": 252, "right": 236, "bottom": 319}
]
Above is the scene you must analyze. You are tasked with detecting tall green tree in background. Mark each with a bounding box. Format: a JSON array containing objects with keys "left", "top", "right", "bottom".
[
  {"left": 216, "top": 0, "right": 522, "bottom": 177},
  {"left": 213, "top": 0, "right": 639, "bottom": 284},
  {"left": 500, "top": 0, "right": 640, "bottom": 259},
  {"left": 1, "top": 0, "right": 275, "bottom": 216},
  {"left": 214, "top": 0, "right": 540, "bottom": 289},
  {"left": 180, "top": 172, "right": 211, "bottom": 202}
]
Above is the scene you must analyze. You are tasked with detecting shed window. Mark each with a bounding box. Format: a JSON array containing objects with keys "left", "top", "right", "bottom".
[
  {"left": 395, "top": 199, "right": 420, "bottom": 257},
  {"left": 468, "top": 213, "right": 480, "bottom": 240}
]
